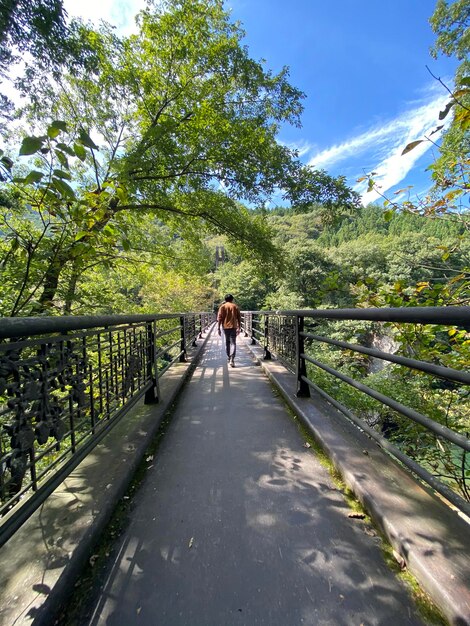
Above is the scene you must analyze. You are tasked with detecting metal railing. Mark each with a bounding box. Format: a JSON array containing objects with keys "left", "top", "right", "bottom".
[
  {"left": 0, "top": 312, "right": 214, "bottom": 546},
  {"left": 241, "top": 307, "right": 470, "bottom": 518}
]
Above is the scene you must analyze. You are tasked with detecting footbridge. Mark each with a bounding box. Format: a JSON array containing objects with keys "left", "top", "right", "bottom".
[{"left": 0, "top": 308, "right": 469, "bottom": 625}]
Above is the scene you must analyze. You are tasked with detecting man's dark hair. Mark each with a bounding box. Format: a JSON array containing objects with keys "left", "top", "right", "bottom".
[{"left": 224, "top": 294, "right": 234, "bottom": 302}]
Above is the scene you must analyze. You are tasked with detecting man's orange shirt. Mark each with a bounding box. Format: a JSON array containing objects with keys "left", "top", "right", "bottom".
[{"left": 217, "top": 302, "right": 241, "bottom": 329}]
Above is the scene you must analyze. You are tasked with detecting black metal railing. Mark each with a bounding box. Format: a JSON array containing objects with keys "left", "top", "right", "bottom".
[
  {"left": 241, "top": 307, "right": 470, "bottom": 517},
  {"left": 0, "top": 312, "right": 214, "bottom": 545}
]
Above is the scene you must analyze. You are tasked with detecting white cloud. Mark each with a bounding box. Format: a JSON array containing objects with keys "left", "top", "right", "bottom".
[
  {"left": 285, "top": 140, "right": 315, "bottom": 159},
  {"left": 307, "top": 87, "right": 451, "bottom": 204},
  {"left": 63, "top": 0, "right": 147, "bottom": 34}
]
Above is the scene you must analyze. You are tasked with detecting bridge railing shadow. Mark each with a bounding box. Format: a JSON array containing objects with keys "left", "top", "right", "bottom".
[{"left": 242, "top": 306, "right": 470, "bottom": 520}]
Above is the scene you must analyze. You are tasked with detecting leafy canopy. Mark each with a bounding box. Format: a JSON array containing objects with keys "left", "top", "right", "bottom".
[{"left": 0, "top": 0, "right": 359, "bottom": 315}]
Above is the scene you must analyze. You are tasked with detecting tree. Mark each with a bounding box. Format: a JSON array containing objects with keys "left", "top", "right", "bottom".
[
  {"left": 428, "top": 0, "right": 470, "bottom": 194},
  {"left": 0, "top": 0, "right": 70, "bottom": 72},
  {"left": 0, "top": 0, "right": 359, "bottom": 315},
  {"left": 430, "top": 0, "right": 470, "bottom": 61},
  {"left": 215, "top": 256, "right": 274, "bottom": 311},
  {"left": 0, "top": 0, "right": 98, "bottom": 130}
]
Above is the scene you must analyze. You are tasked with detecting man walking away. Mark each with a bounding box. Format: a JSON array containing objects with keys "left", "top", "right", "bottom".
[{"left": 217, "top": 294, "right": 241, "bottom": 367}]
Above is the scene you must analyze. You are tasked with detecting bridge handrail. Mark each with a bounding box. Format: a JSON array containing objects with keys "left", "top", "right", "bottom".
[
  {"left": 244, "top": 306, "right": 470, "bottom": 325},
  {"left": 241, "top": 307, "right": 470, "bottom": 518},
  {"left": 0, "top": 311, "right": 215, "bottom": 546},
  {"left": 0, "top": 313, "right": 183, "bottom": 339}
]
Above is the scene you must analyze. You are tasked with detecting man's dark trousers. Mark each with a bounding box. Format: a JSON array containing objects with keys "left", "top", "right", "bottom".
[{"left": 223, "top": 328, "right": 237, "bottom": 359}]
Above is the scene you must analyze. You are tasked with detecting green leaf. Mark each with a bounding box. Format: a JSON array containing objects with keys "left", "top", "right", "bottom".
[
  {"left": 75, "top": 231, "right": 89, "bottom": 241},
  {"left": 401, "top": 140, "right": 424, "bottom": 155},
  {"left": 73, "top": 143, "right": 87, "bottom": 161},
  {"left": 50, "top": 120, "right": 68, "bottom": 131},
  {"left": 78, "top": 129, "right": 99, "bottom": 150},
  {"left": 53, "top": 168, "right": 72, "bottom": 180},
  {"left": 52, "top": 177, "right": 75, "bottom": 199},
  {"left": 43, "top": 187, "right": 59, "bottom": 201},
  {"left": 56, "top": 143, "right": 75, "bottom": 157},
  {"left": 70, "top": 242, "right": 91, "bottom": 257},
  {"left": 1, "top": 156, "right": 13, "bottom": 170},
  {"left": 47, "top": 126, "right": 61, "bottom": 139},
  {"left": 24, "top": 170, "right": 45, "bottom": 184},
  {"left": 103, "top": 224, "right": 118, "bottom": 237},
  {"left": 383, "top": 209, "right": 394, "bottom": 222},
  {"left": 19, "top": 136, "right": 45, "bottom": 156},
  {"left": 121, "top": 238, "right": 131, "bottom": 251},
  {"left": 54, "top": 149, "right": 69, "bottom": 169}
]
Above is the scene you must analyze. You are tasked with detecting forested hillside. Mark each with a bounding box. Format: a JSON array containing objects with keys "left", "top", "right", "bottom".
[{"left": 214, "top": 203, "right": 469, "bottom": 311}]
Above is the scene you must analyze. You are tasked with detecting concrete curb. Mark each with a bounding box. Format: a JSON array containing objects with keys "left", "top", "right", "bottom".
[
  {"left": 242, "top": 338, "right": 470, "bottom": 626},
  {"left": 0, "top": 325, "right": 215, "bottom": 626}
]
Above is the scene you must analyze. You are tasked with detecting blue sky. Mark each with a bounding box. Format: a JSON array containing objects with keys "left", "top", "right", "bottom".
[{"left": 63, "top": 0, "right": 459, "bottom": 206}]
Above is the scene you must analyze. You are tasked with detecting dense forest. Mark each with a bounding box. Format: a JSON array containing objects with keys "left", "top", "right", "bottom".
[
  {"left": 0, "top": 0, "right": 468, "bottom": 500},
  {"left": 215, "top": 204, "right": 469, "bottom": 312}
]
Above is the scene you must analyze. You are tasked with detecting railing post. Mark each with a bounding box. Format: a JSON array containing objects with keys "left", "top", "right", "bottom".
[
  {"left": 243, "top": 312, "right": 249, "bottom": 337},
  {"left": 263, "top": 314, "right": 272, "bottom": 360},
  {"left": 198, "top": 313, "right": 203, "bottom": 339},
  {"left": 179, "top": 315, "right": 187, "bottom": 363},
  {"left": 251, "top": 313, "right": 256, "bottom": 345},
  {"left": 191, "top": 314, "right": 198, "bottom": 347},
  {"left": 296, "top": 315, "right": 310, "bottom": 397},
  {"left": 145, "top": 320, "right": 159, "bottom": 404}
]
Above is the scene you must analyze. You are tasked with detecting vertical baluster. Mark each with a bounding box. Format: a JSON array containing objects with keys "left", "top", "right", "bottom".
[
  {"left": 105, "top": 366, "right": 110, "bottom": 420},
  {"left": 117, "top": 330, "right": 123, "bottom": 404},
  {"left": 198, "top": 313, "right": 203, "bottom": 339},
  {"left": 145, "top": 320, "right": 159, "bottom": 404},
  {"left": 263, "top": 315, "right": 272, "bottom": 360},
  {"left": 114, "top": 333, "right": 119, "bottom": 410},
  {"left": 67, "top": 338, "right": 76, "bottom": 453},
  {"left": 179, "top": 315, "right": 187, "bottom": 363},
  {"left": 131, "top": 326, "right": 136, "bottom": 395},
  {"left": 296, "top": 315, "right": 310, "bottom": 397},
  {"left": 123, "top": 327, "right": 128, "bottom": 400},
  {"left": 97, "top": 332, "right": 103, "bottom": 417},
  {"left": 107, "top": 329, "right": 113, "bottom": 416}
]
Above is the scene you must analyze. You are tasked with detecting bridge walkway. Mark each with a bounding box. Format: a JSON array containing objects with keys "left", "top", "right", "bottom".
[{"left": 68, "top": 330, "right": 424, "bottom": 625}]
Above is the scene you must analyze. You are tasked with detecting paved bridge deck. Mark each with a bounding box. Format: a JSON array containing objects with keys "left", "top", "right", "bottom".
[
  {"left": 64, "top": 331, "right": 424, "bottom": 625},
  {"left": 2, "top": 327, "right": 469, "bottom": 626}
]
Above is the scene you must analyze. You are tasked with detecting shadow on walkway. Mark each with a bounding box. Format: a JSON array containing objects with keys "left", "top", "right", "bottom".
[{"left": 66, "top": 332, "right": 424, "bottom": 626}]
